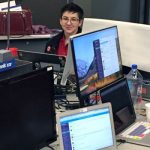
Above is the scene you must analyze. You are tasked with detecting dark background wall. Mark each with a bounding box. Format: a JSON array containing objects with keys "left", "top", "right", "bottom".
[
  {"left": 20, "top": 0, "right": 67, "bottom": 28},
  {"left": 74, "top": 0, "right": 150, "bottom": 24},
  {"left": 0, "top": 0, "right": 67, "bottom": 28},
  {"left": 91, "top": 0, "right": 137, "bottom": 22},
  {"left": 0, "top": 0, "right": 150, "bottom": 29}
]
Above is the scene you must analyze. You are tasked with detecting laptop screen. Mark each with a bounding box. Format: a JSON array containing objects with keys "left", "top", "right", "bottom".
[
  {"left": 58, "top": 103, "right": 116, "bottom": 150},
  {"left": 100, "top": 78, "right": 136, "bottom": 134}
]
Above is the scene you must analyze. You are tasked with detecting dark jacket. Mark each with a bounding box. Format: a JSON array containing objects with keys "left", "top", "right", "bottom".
[
  {"left": 45, "top": 28, "right": 82, "bottom": 54},
  {"left": 45, "top": 31, "right": 64, "bottom": 54}
]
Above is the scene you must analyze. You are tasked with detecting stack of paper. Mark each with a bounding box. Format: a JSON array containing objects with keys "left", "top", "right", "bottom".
[{"left": 0, "top": 0, "right": 22, "bottom": 12}]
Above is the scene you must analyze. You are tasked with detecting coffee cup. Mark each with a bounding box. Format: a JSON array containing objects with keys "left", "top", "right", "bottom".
[{"left": 145, "top": 103, "right": 150, "bottom": 122}]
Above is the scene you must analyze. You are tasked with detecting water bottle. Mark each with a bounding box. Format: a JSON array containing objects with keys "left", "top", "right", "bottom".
[{"left": 126, "top": 64, "right": 143, "bottom": 113}]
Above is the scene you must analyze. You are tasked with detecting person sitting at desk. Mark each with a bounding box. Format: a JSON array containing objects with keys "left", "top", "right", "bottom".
[{"left": 45, "top": 2, "right": 84, "bottom": 56}]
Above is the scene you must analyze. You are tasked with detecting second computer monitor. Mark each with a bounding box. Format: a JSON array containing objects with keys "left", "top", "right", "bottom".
[
  {"left": 71, "top": 26, "right": 123, "bottom": 106},
  {"left": 18, "top": 50, "right": 66, "bottom": 71},
  {"left": 0, "top": 67, "right": 57, "bottom": 150}
]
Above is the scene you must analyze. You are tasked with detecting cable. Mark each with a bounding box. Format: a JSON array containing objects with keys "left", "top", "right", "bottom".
[
  {"left": 66, "top": 100, "right": 79, "bottom": 103},
  {"left": 55, "top": 95, "right": 81, "bottom": 110},
  {"left": 46, "top": 145, "right": 55, "bottom": 150},
  {"left": 117, "top": 139, "right": 126, "bottom": 143},
  {"left": 55, "top": 98, "right": 69, "bottom": 109}
]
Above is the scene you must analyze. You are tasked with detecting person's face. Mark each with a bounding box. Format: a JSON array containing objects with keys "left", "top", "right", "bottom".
[{"left": 60, "top": 11, "right": 83, "bottom": 36}]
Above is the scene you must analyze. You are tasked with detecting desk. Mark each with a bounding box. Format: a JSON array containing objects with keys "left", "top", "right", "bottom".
[
  {"left": 0, "top": 59, "right": 33, "bottom": 81},
  {"left": 0, "top": 34, "right": 54, "bottom": 52},
  {"left": 40, "top": 99, "right": 150, "bottom": 150},
  {"left": 40, "top": 141, "right": 150, "bottom": 150},
  {"left": 118, "top": 142, "right": 150, "bottom": 150}
]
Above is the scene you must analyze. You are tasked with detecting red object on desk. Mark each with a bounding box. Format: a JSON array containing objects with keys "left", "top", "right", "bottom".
[{"left": 9, "top": 47, "right": 18, "bottom": 57}]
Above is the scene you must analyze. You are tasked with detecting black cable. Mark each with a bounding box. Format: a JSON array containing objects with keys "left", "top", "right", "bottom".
[
  {"left": 66, "top": 100, "right": 79, "bottom": 103},
  {"left": 117, "top": 139, "right": 126, "bottom": 143},
  {"left": 95, "top": 90, "right": 98, "bottom": 104},
  {"left": 55, "top": 96, "right": 81, "bottom": 110},
  {"left": 55, "top": 105, "right": 61, "bottom": 110},
  {"left": 57, "top": 98, "right": 69, "bottom": 104},
  {"left": 55, "top": 98, "right": 69, "bottom": 109},
  {"left": 46, "top": 145, "right": 55, "bottom": 150}
]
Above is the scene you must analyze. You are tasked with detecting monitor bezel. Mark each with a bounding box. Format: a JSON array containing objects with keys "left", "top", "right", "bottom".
[
  {"left": 57, "top": 102, "right": 117, "bottom": 150},
  {"left": 0, "top": 67, "right": 57, "bottom": 150}
]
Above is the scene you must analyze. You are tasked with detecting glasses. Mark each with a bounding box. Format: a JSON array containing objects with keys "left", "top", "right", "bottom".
[{"left": 61, "top": 17, "right": 79, "bottom": 24}]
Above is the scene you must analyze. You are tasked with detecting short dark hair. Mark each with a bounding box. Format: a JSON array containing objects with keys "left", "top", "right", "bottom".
[{"left": 60, "top": 2, "right": 84, "bottom": 20}]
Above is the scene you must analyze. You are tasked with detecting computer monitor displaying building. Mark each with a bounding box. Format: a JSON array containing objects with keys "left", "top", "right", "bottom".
[
  {"left": 0, "top": 67, "right": 57, "bottom": 150},
  {"left": 70, "top": 26, "right": 123, "bottom": 107}
]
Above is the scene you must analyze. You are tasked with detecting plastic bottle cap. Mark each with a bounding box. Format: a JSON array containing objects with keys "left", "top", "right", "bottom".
[{"left": 131, "top": 64, "right": 137, "bottom": 69}]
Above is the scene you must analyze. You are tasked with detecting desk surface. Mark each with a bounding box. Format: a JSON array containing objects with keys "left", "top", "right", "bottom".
[
  {"left": 0, "top": 34, "right": 57, "bottom": 52},
  {"left": 118, "top": 142, "right": 150, "bottom": 150},
  {"left": 40, "top": 141, "right": 150, "bottom": 150},
  {"left": 39, "top": 98, "right": 150, "bottom": 150}
]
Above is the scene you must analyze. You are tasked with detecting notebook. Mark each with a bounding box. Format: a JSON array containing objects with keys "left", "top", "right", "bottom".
[
  {"left": 57, "top": 103, "right": 117, "bottom": 150},
  {"left": 100, "top": 77, "right": 150, "bottom": 147}
]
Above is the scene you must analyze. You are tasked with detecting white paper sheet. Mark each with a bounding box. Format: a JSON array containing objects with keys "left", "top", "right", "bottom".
[{"left": 0, "top": 0, "right": 16, "bottom": 11}]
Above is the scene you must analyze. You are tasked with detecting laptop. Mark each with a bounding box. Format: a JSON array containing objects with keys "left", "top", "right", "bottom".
[
  {"left": 100, "top": 77, "right": 150, "bottom": 147},
  {"left": 57, "top": 103, "right": 117, "bottom": 150},
  {"left": 142, "top": 80, "right": 150, "bottom": 101},
  {"left": 18, "top": 50, "right": 66, "bottom": 71}
]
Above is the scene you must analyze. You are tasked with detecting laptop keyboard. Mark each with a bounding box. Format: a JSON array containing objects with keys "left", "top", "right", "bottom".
[{"left": 120, "top": 121, "right": 150, "bottom": 140}]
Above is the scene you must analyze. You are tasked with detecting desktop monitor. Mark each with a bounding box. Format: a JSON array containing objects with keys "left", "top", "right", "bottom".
[
  {"left": 70, "top": 26, "right": 123, "bottom": 107},
  {"left": 0, "top": 66, "right": 57, "bottom": 150},
  {"left": 18, "top": 50, "right": 66, "bottom": 71}
]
